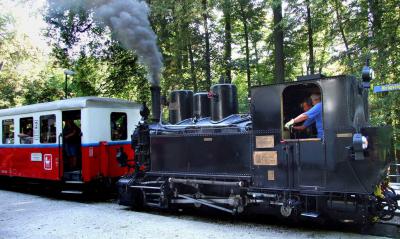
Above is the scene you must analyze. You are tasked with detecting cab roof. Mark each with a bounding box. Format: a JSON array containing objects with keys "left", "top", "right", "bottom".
[{"left": 0, "top": 97, "right": 140, "bottom": 117}]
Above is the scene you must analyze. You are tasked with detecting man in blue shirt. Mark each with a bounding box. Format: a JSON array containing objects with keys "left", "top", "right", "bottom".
[
  {"left": 285, "top": 94, "right": 323, "bottom": 139},
  {"left": 292, "top": 98, "right": 317, "bottom": 137}
]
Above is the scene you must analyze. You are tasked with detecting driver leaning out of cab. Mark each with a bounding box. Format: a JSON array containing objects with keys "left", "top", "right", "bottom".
[{"left": 285, "top": 93, "right": 323, "bottom": 139}]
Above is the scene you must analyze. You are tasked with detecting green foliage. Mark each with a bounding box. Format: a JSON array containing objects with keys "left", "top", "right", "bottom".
[{"left": 1, "top": 0, "right": 399, "bottom": 149}]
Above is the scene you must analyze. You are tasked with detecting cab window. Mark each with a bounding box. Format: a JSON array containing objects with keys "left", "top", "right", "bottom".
[
  {"left": 19, "top": 117, "right": 33, "bottom": 144},
  {"left": 2, "top": 119, "right": 14, "bottom": 144},
  {"left": 40, "top": 115, "right": 56, "bottom": 143},
  {"left": 111, "top": 112, "right": 127, "bottom": 141},
  {"left": 282, "top": 83, "right": 322, "bottom": 139}
]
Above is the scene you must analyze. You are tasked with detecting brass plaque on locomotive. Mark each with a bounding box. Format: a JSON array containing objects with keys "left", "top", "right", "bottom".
[
  {"left": 255, "top": 135, "right": 274, "bottom": 148},
  {"left": 253, "top": 151, "right": 277, "bottom": 165},
  {"left": 267, "top": 170, "right": 275, "bottom": 181},
  {"left": 336, "top": 133, "right": 353, "bottom": 138}
]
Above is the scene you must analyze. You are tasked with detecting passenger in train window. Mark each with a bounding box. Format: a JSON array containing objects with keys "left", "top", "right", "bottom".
[
  {"left": 63, "top": 120, "right": 81, "bottom": 169},
  {"left": 4, "top": 132, "right": 13, "bottom": 144},
  {"left": 285, "top": 93, "right": 323, "bottom": 138},
  {"left": 40, "top": 116, "right": 57, "bottom": 143},
  {"left": 111, "top": 112, "right": 127, "bottom": 141},
  {"left": 18, "top": 128, "right": 33, "bottom": 144}
]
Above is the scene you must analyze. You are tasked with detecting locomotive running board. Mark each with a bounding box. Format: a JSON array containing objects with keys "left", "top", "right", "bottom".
[{"left": 176, "top": 194, "right": 234, "bottom": 214}]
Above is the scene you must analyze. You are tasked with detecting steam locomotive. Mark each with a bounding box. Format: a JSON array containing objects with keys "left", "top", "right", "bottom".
[{"left": 118, "top": 66, "right": 399, "bottom": 224}]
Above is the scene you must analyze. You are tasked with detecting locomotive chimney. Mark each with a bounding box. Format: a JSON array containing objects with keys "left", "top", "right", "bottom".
[{"left": 150, "top": 85, "right": 161, "bottom": 122}]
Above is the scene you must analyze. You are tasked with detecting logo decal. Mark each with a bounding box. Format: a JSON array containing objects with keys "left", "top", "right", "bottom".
[{"left": 44, "top": 154, "right": 52, "bottom": 170}]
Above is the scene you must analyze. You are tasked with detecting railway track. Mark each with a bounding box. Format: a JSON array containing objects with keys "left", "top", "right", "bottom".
[{"left": 367, "top": 221, "right": 400, "bottom": 238}]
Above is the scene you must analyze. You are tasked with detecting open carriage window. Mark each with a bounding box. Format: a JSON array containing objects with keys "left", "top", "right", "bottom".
[
  {"left": 2, "top": 119, "right": 14, "bottom": 144},
  {"left": 282, "top": 83, "right": 323, "bottom": 140},
  {"left": 111, "top": 112, "right": 127, "bottom": 141},
  {"left": 40, "top": 115, "right": 56, "bottom": 143},
  {"left": 19, "top": 117, "right": 33, "bottom": 144}
]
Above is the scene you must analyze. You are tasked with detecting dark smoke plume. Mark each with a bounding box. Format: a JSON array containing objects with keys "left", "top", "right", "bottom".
[{"left": 47, "top": 0, "right": 163, "bottom": 86}]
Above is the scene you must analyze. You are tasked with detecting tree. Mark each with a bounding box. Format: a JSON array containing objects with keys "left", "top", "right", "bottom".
[
  {"left": 272, "top": 0, "right": 284, "bottom": 83},
  {"left": 306, "top": 0, "right": 314, "bottom": 74},
  {"left": 223, "top": 0, "right": 233, "bottom": 83},
  {"left": 45, "top": 2, "right": 150, "bottom": 102},
  {"left": 202, "top": 0, "right": 212, "bottom": 89}
]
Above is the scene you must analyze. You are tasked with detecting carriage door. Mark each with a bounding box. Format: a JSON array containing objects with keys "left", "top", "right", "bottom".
[
  {"left": 296, "top": 139, "right": 325, "bottom": 190},
  {"left": 61, "top": 110, "right": 82, "bottom": 181}
]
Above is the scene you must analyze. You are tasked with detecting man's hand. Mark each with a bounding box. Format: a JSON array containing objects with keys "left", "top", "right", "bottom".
[{"left": 285, "top": 119, "right": 295, "bottom": 129}]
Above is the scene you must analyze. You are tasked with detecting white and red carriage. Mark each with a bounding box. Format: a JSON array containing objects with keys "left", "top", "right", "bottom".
[{"left": 0, "top": 97, "right": 140, "bottom": 189}]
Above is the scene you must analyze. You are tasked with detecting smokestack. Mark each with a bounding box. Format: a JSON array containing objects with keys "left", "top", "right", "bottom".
[{"left": 150, "top": 86, "right": 161, "bottom": 122}]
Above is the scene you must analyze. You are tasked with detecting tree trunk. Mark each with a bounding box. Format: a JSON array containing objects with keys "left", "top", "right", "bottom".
[
  {"left": 182, "top": 1, "right": 190, "bottom": 89},
  {"left": 272, "top": 0, "right": 284, "bottom": 83},
  {"left": 306, "top": 0, "right": 314, "bottom": 74},
  {"left": 368, "top": 0, "right": 385, "bottom": 81},
  {"left": 333, "top": 0, "right": 351, "bottom": 64},
  {"left": 188, "top": 39, "right": 198, "bottom": 92},
  {"left": 253, "top": 40, "right": 261, "bottom": 85},
  {"left": 202, "top": 0, "right": 211, "bottom": 90},
  {"left": 223, "top": 0, "right": 232, "bottom": 83},
  {"left": 239, "top": 1, "right": 251, "bottom": 96}
]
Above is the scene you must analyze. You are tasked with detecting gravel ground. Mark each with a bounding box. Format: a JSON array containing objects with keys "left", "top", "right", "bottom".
[{"left": 0, "top": 189, "right": 394, "bottom": 239}]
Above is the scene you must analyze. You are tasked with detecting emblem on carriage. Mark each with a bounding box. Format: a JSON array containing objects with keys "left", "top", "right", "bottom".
[{"left": 44, "top": 154, "right": 52, "bottom": 170}]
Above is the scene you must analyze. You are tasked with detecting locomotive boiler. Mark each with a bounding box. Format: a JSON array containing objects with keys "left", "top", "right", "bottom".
[{"left": 118, "top": 66, "right": 399, "bottom": 224}]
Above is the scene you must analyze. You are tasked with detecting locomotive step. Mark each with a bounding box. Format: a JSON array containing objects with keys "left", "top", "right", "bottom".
[
  {"left": 145, "top": 202, "right": 161, "bottom": 207},
  {"left": 301, "top": 212, "right": 320, "bottom": 218},
  {"left": 64, "top": 180, "right": 84, "bottom": 184},
  {"left": 63, "top": 170, "right": 82, "bottom": 181},
  {"left": 61, "top": 190, "right": 84, "bottom": 194}
]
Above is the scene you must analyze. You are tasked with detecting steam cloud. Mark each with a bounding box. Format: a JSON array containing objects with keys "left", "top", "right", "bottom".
[{"left": 48, "top": 0, "right": 163, "bottom": 86}]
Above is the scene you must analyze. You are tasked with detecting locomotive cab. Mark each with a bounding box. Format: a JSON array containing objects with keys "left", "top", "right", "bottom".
[
  {"left": 251, "top": 75, "right": 393, "bottom": 193},
  {"left": 281, "top": 82, "right": 321, "bottom": 140}
]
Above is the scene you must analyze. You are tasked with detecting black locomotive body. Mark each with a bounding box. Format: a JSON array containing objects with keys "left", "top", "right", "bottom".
[{"left": 118, "top": 73, "right": 398, "bottom": 223}]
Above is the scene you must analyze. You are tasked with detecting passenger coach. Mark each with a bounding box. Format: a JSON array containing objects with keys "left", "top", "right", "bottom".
[{"left": 0, "top": 97, "right": 140, "bottom": 190}]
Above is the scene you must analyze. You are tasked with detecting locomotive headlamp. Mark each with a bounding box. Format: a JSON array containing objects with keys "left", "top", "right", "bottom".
[
  {"left": 361, "top": 61, "right": 374, "bottom": 89},
  {"left": 362, "top": 136, "right": 368, "bottom": 150},
  {"left": 353, "top": 133, "right": 368, "bottom": 160}
]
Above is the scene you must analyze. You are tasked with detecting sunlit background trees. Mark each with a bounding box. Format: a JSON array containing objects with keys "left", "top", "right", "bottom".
[{"left": 0, "top": 0, "right": 399, "bottom": 151}]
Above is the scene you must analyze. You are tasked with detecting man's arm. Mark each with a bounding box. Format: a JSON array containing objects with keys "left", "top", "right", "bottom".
[
  {"left": 285, "top": 113, "right": 309, "bottom": 128},
  {"left": 293, "top": 113, "right": 308, "bottom": 124},
  {"left": 293, "top": 125, "right": 306, "bottom": 131}
]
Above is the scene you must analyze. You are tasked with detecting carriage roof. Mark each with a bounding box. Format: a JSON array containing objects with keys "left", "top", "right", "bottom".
[{"left": 0, "top": 97, "right": 140, "bottom": 117}]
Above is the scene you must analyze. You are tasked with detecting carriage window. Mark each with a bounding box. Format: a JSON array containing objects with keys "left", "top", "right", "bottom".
[
  {"left": 282, "top": 83, "right": 322, "bottom": 140},
  {"left": 2, "top": 119, "right": 14, "bottom": 144},
  {"left": 19, "top": 117, "right": 33, "bottom": 144},
  {"left": 40, "top": 115, "right": 56, "bottom": 143},
  {"left": 111, "top": 112, "right": 127, "bottom": 141}
]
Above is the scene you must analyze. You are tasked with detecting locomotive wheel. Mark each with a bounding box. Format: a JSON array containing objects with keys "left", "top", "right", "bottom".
[
  {"left": 280, "top": 205, "right": 292, "bottom": 218},
  {"left": 131, "top": 188, "right": 145, "bottom": 210},
  {"left": 377, "top": 198, "right": 397, "bottom": 221}
]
